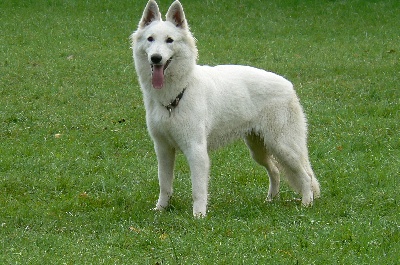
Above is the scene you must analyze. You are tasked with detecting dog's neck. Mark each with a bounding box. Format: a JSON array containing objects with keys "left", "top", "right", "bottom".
[{"left": 163, "top": 88, "right": 186, "bottom": 117}]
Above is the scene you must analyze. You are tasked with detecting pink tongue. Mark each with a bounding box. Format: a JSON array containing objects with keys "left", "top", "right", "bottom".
[{"left": 152, "top": 65, "right": 164, "bottom": 89}]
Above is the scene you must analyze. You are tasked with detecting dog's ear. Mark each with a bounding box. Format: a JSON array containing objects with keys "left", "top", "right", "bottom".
[
  {"left": 139, "top": 0, "right": 161, "bottom": 29},
  {"left": 166, "top": 1, "right": 188, "bottom": 29}
]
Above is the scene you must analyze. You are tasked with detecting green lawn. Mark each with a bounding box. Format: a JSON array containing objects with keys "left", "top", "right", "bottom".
[{"left": 1, "top": 0, "right": 399, "bottom": 264}]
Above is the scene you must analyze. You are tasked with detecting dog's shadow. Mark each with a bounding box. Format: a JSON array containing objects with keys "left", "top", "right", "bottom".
[{"left": 159, "top": 190, "right": 304, "bottom": 219}]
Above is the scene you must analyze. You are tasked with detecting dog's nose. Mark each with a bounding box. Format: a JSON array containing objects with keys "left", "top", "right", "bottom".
[{"left": 151, "top": 54, "right": 162, "bottom": 64}]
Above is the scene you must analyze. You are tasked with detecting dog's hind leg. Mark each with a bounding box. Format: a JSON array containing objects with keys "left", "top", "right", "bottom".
[
  {"left": 268, "top": 141, "right": 318, "bottom": 206},
  {"left": 154, "top": 141, "right": 176, "bottom": 211},
  {"left": 245, "top": 133, "right": 281, "bottom": 202},
  {"left": 260, "top": 98, "right": 319, "bottom": 206}
]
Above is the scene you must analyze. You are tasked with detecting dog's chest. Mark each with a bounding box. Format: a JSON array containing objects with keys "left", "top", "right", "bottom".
[{"left": 146, "top": 105, "right": 191, "bottom": 147}]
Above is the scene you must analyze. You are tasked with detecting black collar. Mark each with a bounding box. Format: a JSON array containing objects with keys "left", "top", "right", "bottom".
[{"left": 164, "top": 88, "right": 186, "bottom": 116}]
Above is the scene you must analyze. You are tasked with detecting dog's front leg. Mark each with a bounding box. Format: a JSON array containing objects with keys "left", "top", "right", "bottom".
[
  {"left": 154, "top": 141, "right": 176, "bottom": 211},
  {"left": 185, "top": 144, "right": 210, "bottom": 217}
]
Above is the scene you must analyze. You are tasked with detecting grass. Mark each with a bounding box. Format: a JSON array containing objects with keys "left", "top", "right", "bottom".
[{"left": 1, "top": 0, "right": 399, "bottom": 264}]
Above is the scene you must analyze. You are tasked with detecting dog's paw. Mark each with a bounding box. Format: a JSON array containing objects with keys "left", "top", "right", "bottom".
[
  {"left": 193, "top": 200, "right": 207, "bottom": 218},
  {"left": 193, "top": 211, "right": 206, "bottom": 218},
  {"left": 301, "top": 201, "right": 313, "bottom": 207},
  {"left": 301, "top": 196, "right": 314, "bottom": 207},
  {"left": 153, "top": 204, "right": 167, "bottom": 212},
  {"left": 266, "top": 192, "right": 280, "bottom": 202}
]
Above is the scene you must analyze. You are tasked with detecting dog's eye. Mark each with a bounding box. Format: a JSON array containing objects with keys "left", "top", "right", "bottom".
[
  {"left": 147, "top": 36, "right": 154, "bottom": 42},
  {"left": 166, "top": 37, "right": 174, "bottom": 43}
]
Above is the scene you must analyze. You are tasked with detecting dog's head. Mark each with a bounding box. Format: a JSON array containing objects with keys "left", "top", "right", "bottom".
[{"left": 131, "top": 0, "right": 198, "bottom": 89}]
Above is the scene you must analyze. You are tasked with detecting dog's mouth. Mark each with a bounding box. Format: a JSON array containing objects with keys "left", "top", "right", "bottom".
[{"left": 151, "top": 58, "right": 172, "bottom": 89}]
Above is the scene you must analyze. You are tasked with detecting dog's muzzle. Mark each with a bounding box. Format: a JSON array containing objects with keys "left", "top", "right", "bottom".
[{"left": 150, "top": 54, "right": 172, "bottom": 89}]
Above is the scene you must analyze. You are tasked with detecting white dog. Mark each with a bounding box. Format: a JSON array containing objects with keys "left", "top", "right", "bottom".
[{"left": 131, "top": 0, "right": 320, "bottom": 217}]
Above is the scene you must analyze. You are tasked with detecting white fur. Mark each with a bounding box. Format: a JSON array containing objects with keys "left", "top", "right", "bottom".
[{"left": 131, "top": 0, "right": 320, "bottom": 217}]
